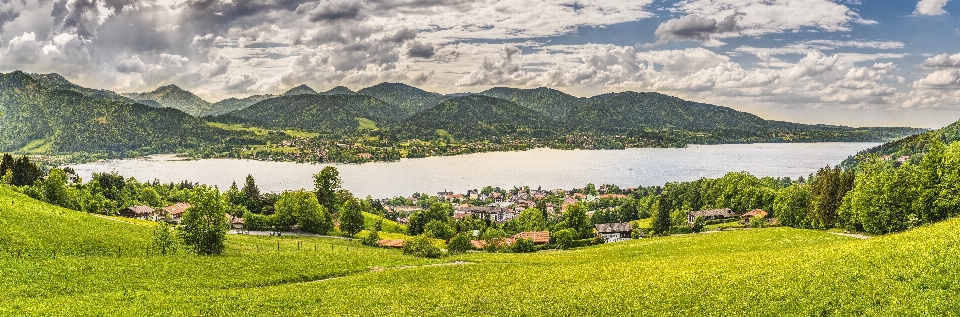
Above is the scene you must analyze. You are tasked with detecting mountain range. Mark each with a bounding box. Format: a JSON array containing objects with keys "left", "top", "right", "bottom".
[{"left": 0, "top": 71, "right": 930, "bottom": 157}]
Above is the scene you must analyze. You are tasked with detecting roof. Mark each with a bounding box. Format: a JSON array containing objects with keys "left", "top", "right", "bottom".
[
  {"left": 512, "top": 231, "right": 551, "bottom": 244},
  {"left": 743, "top": 209, "right": 768, "bottom": 218},
  {"left": 163, "top": 202, "right": 192, "bottom": 216},
  {"left": 594, "top": 223, "right": 632, "bottom": 234},
  {"left": 378, "top": 239, "right": 404, "bottom": 248},
  {"left": 688, "top": 208, "right": 736, "bottom": 218},
  {"left": 126, "top": 205, "right": 155, "bottom": 215}
]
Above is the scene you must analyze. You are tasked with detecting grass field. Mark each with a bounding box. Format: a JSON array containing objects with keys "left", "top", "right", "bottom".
[{"left": 2, "top": 186, "right": 959, "bottom": 316}]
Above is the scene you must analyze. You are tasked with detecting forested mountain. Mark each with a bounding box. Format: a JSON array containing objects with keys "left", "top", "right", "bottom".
[
  {"left": 321, "top": 86, "right": 355, "bottom": 95},
  {"left": 480, "top": 87, "right": 582, "bottom": 121},
  {"left": 124, "top": 85, "right": 216, "bottom": 116},
  {"left": 208, "top": 94, "right": 277, "bottom": 117},
  {"left": 212, "top": 94, "right": 396, "bottom": 134},
  {"left": 0, "top": 71, "right": 253, "bottom": 155},
  {"left": 844, "top": 119, "right": 959, "bottom": 166},
  {"left": 283, "top": 84, "right": 318, "bottom": 96},
  {"left": 568, "top": 92, "right": 770, "bottom": 133},
  {"left": 28, "top": 73, "right": 140, "bottom": 104},
  {"left": 357, "top": 82, "right": 447, "bottom": 119},
  {"left": 400, "top": 95, "right": 555, "bottom": 141}
]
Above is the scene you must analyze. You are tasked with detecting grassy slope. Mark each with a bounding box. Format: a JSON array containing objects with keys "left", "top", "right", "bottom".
[{"left": 2, "top": 188, "right": 958, "bottom": 315}]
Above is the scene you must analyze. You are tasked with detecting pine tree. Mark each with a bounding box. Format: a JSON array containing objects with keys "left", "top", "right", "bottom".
[{"left": 653, "top": 196, "right": 672, "bottom": 235}]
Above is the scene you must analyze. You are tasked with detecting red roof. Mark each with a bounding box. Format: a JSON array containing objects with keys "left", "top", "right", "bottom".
[
  {"left": 512, "top": 231, "right": 551, "bottom": 244},
  {"left": 743, "top": 209, "right": 768, "bottom": 218},
  {"left": 163, "top": 202, "right": 192, "bottom": 216}
]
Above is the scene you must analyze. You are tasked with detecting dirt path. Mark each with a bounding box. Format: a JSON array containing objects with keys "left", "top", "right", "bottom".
[
  {"left": 295, "top": 261, "right": 473, "bottom": 285},
  {"left": 829, "top": 232, "right": 871, "bottom": 239}
]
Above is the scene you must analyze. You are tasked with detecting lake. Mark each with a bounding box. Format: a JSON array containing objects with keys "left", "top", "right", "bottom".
[{"left": 70, "top": 143, "right": 876, "bottom": 198}]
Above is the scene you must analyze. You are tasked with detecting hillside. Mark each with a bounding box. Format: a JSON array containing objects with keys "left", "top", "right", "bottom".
[
  {"left": 844, "top": 119, "right": 960, "bottom": 166},
  {"left": 321, "top": 86, "right": 355, "bottom": 95},
  {"left": 212, "top": 94, "right": 397, "bottom": 134},
  {"left": 400, "top": 95, "right": 556, "bottom": 141},
  {"left": 283, "top": 84, "right": 318, "bottom": 96},
  {"left": 357, "top": 82, "right": 447, "bottom": 119},
  {"left": 28, "top": 73, "right": 141, "bottom": 105},
  {"left": 0, "top": 71, "right": 255, "bottom": 155},
  {"left": 2, "top": 194, "right": 957, "bottom": 315},
  {"left": 0, "top": 186, "right": 152, "bottom": 256},
  {"left": 208, "top": 94, "right": 277, "bottom": 117},
  {"left": 480, "top": 87, "right": 582, "bottom": 121},
  {"left": 569, "top": 92, "right": 771, "bottom": 132},
  {"left": 124, "top": 85, "right": 217, "bottom": 116}
]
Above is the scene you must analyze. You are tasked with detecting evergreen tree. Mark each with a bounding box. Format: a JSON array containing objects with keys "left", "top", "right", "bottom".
[
  {"left": 338, "top": 198, "right": 365, "bottom": 236},
  {"left": 653, "top": 196, "right": 672, "bottom": 235},
  {"left": 241, "top": 174, "right": 261, "bottom": 213},
  {"left": 0, "top": 153, "right": 13, "bottom": 178}
]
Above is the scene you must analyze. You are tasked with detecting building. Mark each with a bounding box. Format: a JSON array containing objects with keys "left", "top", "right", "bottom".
[
  {"left": 687, "top": 208, "right": 737, "bottom": 225},
  {"left": 595, "top": 223, "right": 632, "bottom": 243},
  {"left": 162, "top": 202, "right": 192, "bottom": 224},
  {"left": 121, "top": 205, "right": 155, "bottom": 220},
  {"left": 740, "top": 209, "right": 768, "bottom": 226},
  {"left": 512, "top": 231, "right": 551, "bottom": 244},
  {"left": 456, "top": 205, "right": 518, "bottom": 223}
]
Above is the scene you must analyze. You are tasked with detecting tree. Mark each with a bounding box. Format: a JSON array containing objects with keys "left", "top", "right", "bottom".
[
  {"left": 562, "top": 203, "right": 593, "bottom": 238},
  {"left": 314, "top": 166, "right": 341, "bottom": 213},
  {"left": 43, "top": 168, "right": 69, "bottom": 207},
  {"left": 275, "top": 190, "right": 332, "bottom": 234},
  {"left": 11, "top": 156, "right": 41, "bottom": 187},
  {"left": 152, "top": 222, "right": 180, "bottom": 255},
  {"left": 241, "top": 174, "right": 262, "bottom": 214},
  {"left": 0, "top": 153, "right": 13, "bottom": 178},
  {"left": 180, "top": 187, "right": 229, "bottom": 255},
  {"left": 481, "top": 228, "right": 508, "bottom": 252},
  {"left": 653, "top": 196, "right": 672, "bottom": 235},
  {"left": 338, "top": 198, "right": 365, "bottom": 236},
  {"left": 140, "top": 187, "right": 163, "bottom": 209},
  {"left": 553, "top": 228, "right": 577, "bottom": 249},
  {"left": 808, "top": 165, "right": 854, "bottom": 229},
  {"left": 403, "top": 234, "right": 443, "bottom": 258},
  {"left": 691, "top": 215, "right": 705, "bottom": 233},
  {"left": 408, "top": 202, "right": 453, "bottom": 235},
  {"left": 448, "top": 232, "right": 473, "bottom": 254},
  {"left": 515, "top": 207, "right": 546, "bottom": 232},
  {"left": 510, "top": 238, "right": 536, "bottom": 253},
  {"left": 424, "top": 219, "right": 454, "bottom": 240},
  {"left": 584, "top": 183, "right": 598, "bottom": 196},
  {"left": 362, "top": 228, "right": 380, "bottom": 247},
  {"left": 773, "top": 184, "right": 810, "bottom": 228}
]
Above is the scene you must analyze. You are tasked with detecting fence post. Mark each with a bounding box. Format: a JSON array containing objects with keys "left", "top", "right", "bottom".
[
  {"left": 277, "top": 241, "right": 280, "bottom": 252},
  {"left": 117, "top": 246, "right": 121, "bottom": 257}
]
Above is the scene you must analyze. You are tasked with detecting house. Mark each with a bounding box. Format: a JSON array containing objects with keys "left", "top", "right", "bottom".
[
  {"left": 512, "top": 231, "right": 551, "bottom": 244},
  {"left": 355, "top": 153, "right": 373, "bottom": 160},
  {"left": 740, "top": 209, "right": 768, "bottom": 226},
  {"left": 378, "top": 239, "right": 405, "bottom": 248},
  {"left": 230, "top": 216, "right": 245, "bottom": 231},
  {"left": 687, "top": 208, "right": 737, "bottom": 225},
  {"left": 595, "top": 223, "right": 632, "bottom": 243},
  {"left": 121, "top": 205, "right": 155, "bottom": 220},
  {"left": 456, "top": 205, "right": 518, "bottom": 223},
  {"left": 162, "top": 202, "right": 192, "bottom": 224}
]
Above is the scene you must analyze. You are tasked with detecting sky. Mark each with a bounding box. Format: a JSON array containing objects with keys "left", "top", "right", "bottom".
[{"left": 0, "top": 0, "right": 959, "bottom": 128}]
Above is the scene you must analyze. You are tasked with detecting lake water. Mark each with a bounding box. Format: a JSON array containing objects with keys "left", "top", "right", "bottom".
[{"left": 70, "top": 143, "right": 877, "bottom": 198}]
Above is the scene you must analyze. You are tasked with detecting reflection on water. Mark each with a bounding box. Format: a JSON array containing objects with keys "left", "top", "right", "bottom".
[{"left": 70, "top": 143, "right": 876, "bottom": 198}]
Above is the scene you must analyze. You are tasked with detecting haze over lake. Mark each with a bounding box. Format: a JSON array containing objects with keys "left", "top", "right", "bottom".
[{"left": 71, "top": 143, "right": 877, "bottom": 198}]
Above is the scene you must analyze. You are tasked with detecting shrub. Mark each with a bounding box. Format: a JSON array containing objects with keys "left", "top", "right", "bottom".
[
  {"left": 481, "top": 228, "right": 508, "bottom": 252},
  {"left": 510, "top": 238, "right": 536, "bottom": 253},
  {"left": 750, "top": 216, "right": 768, "bottom": 228},
  {"left": 403, "top": 234, "right": 444, "bottom": 258},
  {"left": 447, "top": 232, "right": 473, "bottom": 254},
  {"left": 553, "top": 228, "right": 577, "bottom": 249},
  {"left": 691, "top": 215, "right": 705, "bottom": 233},
  {"left": 361, "top": 229, "right": 380, "bottom": 247}
]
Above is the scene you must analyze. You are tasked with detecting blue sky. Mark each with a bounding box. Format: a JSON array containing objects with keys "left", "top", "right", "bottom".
[{"left": 0, "top": 0, "right": 959, "bottom": 127}]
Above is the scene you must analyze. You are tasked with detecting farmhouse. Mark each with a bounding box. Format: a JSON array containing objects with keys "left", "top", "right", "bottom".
[
  {"left": 594, "top": 223, "right": 632, "bottom": 243},
  {"left": 687, "top": 208, "right": 737, "bottom": 225},
  {"left": 512, "top": 231, "right": 551, "bottom": 244},
  {"left": 162, "top": 202, "right": 191, "bottom": 224},
  {"left": 740, "top": 209, "right": 768, "bottom": 226},
  {"left": 121, "top": 205, "right": 155, "bottom": 220}
]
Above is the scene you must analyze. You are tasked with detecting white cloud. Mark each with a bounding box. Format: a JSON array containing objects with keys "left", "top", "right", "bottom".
[
  {"left": 675, "top": 0, "right": 873, "bottom": 36},
  {"left": 915, "top": 0, "right": 950, "bottom": 16}
]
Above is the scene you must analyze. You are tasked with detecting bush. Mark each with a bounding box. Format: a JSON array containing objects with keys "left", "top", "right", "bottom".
[
  {"left": 403, "top": 234, "right": 444, "bottom": 258},
  {"left": 691, "top": 215, "right": 705, "bottom": 233},
  {"left": 244, "top": 212, "right": 275, "bottom": 231},
  {"left": 750, "top": 216, "right": 768, "bottom": 228},
  {"left": 361, "top": 229, "right": 380, "bottom": 247},
  {"left": 510, "top": 238, "right": 536, "bottom": 253},
  {"left": 424, "top": 219, "right": 454, "bottom": 241},
  {"left": 481, "top": 228, "right": 508, "bottom": 252},
  {"left": 447, "top": 232, "right": 473, "bottom": 254},
  {"left": 553, "top": 228, "right": 577, "bottom": 249}
]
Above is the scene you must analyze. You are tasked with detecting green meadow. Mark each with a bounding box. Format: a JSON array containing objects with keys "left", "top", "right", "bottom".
[{"left": 1, "top": 186, "right": 958, "bottom": 316}]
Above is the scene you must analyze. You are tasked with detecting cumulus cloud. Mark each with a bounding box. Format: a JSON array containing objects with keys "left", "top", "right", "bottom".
[
  {"left": 675, "top": 0, "right": 872, "bottom": 36},
  {"left": 920, "top": 53, "right": 960, "bottom": 69},
  {"left": 915, "top": 0, "right": 950, "bottom": 15},
  {"left": 655, "top": 12, "right": 743, "bottom": 42},
  {"left": 52, "top": 0, "right": 116, "bottom": 38},
  {"left": 406, "top": 41, "right": 436, "bottom": 58},
  {"left": 115, "top": 55, "right": 146, "bottom": 73},
  {"left": 456, "top": 45, "right": 534, "bottom": 86},
  {"left": 295, "top": 0, "right": 366, "bottom": 22}
]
